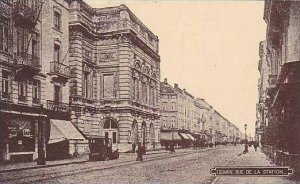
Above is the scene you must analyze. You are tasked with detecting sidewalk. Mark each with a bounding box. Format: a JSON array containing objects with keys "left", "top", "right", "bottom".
[
  {"left": 0, "top": 147, "right": 196, "bottom": 173},
  {"left": 213, "top": 147, "right": 298, "bottom": 184}
]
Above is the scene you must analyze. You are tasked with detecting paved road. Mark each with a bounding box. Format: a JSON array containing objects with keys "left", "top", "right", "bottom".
[{"left": 1, "top": 145, "right": 244, "bottom": 184}]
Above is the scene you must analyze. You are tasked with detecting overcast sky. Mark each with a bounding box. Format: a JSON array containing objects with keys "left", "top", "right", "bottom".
[{"left": 86, "top": 0, "right": 267, "bottom": 137}]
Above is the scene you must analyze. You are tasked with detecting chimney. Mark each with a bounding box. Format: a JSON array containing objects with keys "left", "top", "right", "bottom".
[
  {"left": 174, "top": 83, "right": 178, "bottom": 88},
  {"left": 164, "top": 78, "right": 167, "bottom": 84},
  {"left": 183, "top": 88, "right": 186, "bottom": 92}
]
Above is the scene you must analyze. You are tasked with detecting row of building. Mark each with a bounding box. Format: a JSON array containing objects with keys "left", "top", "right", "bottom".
[
  {"left": 256, "top": 0, "right": 300, "bottom": 174},
  {"left": 0, "top": 0, "right": 241, "bottom": 163},
  {"left": 160, "top": 78, "right": 243, "bottom": 147}
]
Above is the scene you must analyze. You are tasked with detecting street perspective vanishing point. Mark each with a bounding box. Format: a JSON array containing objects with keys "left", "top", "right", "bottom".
[{"left": 0, "top": 0, "right": 299, "bottom": 184}]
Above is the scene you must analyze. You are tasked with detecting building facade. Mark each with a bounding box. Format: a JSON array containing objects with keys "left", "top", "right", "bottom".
[
  {"left": 262, "top": 0, "right": 300, "bottom": 173},
  {"left": 0, "top": 0, "right": 87, "bottom": 163},
  {"left": 256, "top": 40, "right": 269, "bottom": 146},
  {"left": 68, "top": 1, "right": 161, "bottom": 152},
  {"left": 160, "top": 80, "right": 241, "bottom": 146}
]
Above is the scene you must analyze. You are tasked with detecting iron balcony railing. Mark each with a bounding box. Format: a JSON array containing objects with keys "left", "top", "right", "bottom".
[
  {"left": 49, "top": 62, "right": 70, "bottom": 78},
  {"left": 14, "top": 52, "right": 41, "bottom": 70},
  {"left": 46, "top": 100, "right": 70, "bottom": 113},
  {"left": 13, "top": 1, "right": 38, "bottom": 25}
]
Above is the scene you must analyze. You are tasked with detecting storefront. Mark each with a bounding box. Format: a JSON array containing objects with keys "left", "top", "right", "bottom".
[{"left": 0, "top": 112, "right": 46, "bottom": 163}]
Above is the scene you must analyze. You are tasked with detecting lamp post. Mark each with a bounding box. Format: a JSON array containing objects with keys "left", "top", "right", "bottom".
[
  {"left": 171, "top": 125, "right": 174, "bottom": 141},
  {"left": 244, "top": 124, "right": 247, "bottom": 142}
]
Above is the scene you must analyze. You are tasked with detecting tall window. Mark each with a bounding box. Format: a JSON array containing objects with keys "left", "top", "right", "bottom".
[
  {"left": 136, "top": 79, "right": 140, "bottom": 101},
  {"left": 54, "top": 44, "right": 60, "bottom": 62},
  {"left": 142, "top": 82, "right": 147, "bottom": 104},
  {"left": 1, "top": 70, "right": 10, "bottom": 98},
  {"left": 32, "top": 39, "right": 38, "bottom": 58},
  {"left": 83, "top": 71, "right": 94, "bottom": 99},
  {"left": 17, "top": 28, "right": 27, "bottom": 53},
  {"left": 172, "top": 102, "right": 176, "bottom": 111},
  {"left": 132, "top": 77, "right": 136, "bottom": 100},
  {"left": 0, "top": 20, "right": 9, "bottom": 52},
  {"left": 54, "top": 11, "right": 61, "bottom": 31},
  {"left": 54, "top": 85, "right": 62, "bottom": 103},
  {"left": 103, "top": 74, "right": 114, "bottom": 99},
  {"left": 32, "top": 80, "right": 40, "bottom": 103},
  {"left": 18, "top": 81, "right": 27, "bottom": 102}
]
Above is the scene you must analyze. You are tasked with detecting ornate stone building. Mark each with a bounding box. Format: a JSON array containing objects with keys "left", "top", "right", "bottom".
[
  {"left": 0, "top": 0, "right": 84, "bottom": 163},
  {"left": 68, "top": 1, "right": 161, "bottom": 152},
  {"left": 256, "top": 40, "right": 269, "bottom": 146}
]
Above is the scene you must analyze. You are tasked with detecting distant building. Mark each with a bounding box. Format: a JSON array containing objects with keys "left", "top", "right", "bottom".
[{"left": 160, "top": 79, "right": 241, "bottom": 146}]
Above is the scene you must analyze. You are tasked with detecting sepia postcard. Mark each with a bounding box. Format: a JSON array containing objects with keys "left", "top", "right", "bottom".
[{"left": 0, "top": 0, "right": 299, "bottom": 183}]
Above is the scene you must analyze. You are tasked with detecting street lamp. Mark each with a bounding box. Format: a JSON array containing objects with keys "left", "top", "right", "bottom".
[
  {"left": 244, "top": 124, "right": 247, "bottom": 142},
  {"left": 171, "top": 125, "right": 174, "bottom": 141}
]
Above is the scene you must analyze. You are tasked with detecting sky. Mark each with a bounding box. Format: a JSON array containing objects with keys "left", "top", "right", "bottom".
[{"left": 86, "top": 0, "right": 267, "bottom": 137}]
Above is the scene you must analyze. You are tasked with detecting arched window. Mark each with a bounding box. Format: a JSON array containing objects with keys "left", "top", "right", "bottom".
[{"left": 103, "top": 118, "right": 118, "bottom": 129}]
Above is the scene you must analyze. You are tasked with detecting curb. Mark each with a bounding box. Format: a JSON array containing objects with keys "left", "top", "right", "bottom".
[{"left": 0, "top": 160, "right": 89, "bottom": 173}]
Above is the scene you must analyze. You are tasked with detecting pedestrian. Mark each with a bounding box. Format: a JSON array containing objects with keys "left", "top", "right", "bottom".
[
  {"left": 170, "top": 143, "right": 175, "bottom": 154},
  {"left": 254, "top": 142, "right": 258, "bottom": 152},
  {"left": 243, "top": 143, "right": 248, "bottom": 154},
  {"left": 132, "top": 143, "right": 136, "bottom": 153},
  {"left": 136, "top": 143, "right": 143, "bottom": 161}
]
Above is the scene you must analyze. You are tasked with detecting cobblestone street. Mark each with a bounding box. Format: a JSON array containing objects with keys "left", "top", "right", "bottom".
[
  {"left": 1, "top": 146, "right": 237, "bottom": 184},
  {"left": 2, "top": 145, "right": 297, "bottom": 184}
]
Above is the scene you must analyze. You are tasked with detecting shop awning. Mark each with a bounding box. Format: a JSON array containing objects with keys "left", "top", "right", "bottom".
[
  {"left": 179, "top": 133, "right": 190, "bottom": 140},
  {"left": 186, "top": 133, "right": 196, "bottom": 141},
  {"left": 48, "top": 120, "right": 86, "bottom": 144},
  {"left": 160, "top": 131, "right": 181, "bottom": 141}
]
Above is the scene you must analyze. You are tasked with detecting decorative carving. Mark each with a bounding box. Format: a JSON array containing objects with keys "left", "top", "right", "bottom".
[{"left": 99, "top": 52, "right": 118, "bottom": 62}]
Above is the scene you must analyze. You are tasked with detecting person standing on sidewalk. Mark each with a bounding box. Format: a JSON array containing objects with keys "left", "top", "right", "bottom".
[
  {"left": 254, "top": 142, "right": 258, "bottom": 152},
  {"left": 132, "top": 143, "right": 136, "bottom": 153},
  {"left": 136, "top": 143, "right": 143, "bottom": 161}
]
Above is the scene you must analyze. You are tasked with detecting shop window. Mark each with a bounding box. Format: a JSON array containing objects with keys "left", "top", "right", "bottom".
[{"left": 8, "top": 119, "right": 35, "bottom": 152}]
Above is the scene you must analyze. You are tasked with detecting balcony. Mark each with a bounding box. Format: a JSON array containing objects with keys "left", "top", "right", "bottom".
[
  {"left": 49, "top": 62, "right": 70, "bottom": 82},
  {"left": 13, "top": 1, "right": 38, "bottom": 28},
  {"left": 0, "top": 1, "right": 11, "bottom": 18},
  {"left": 14, "top": 52, "right": 41, "bottom": 78},
  {"left": 46, "top": 100, "right": 70, "bottom": 113},
  {"left": 268, "top": 74, "right": 277, "bottom": 87}
]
